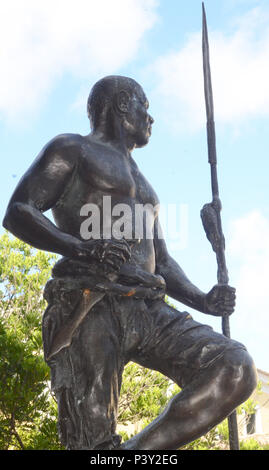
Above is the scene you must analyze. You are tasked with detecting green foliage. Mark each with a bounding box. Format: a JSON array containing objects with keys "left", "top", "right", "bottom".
[
  {"left": 0, "top": 232, "right": 62, "bottom": 449},
  {"left": 118, "top": 362, "right": 180, "bottom": 432},
  {"left": 240, "top": 438, "right": 264, "bottom": 450},
  {"left": 217, "top": 419, "right": 229, "bottom": 443},
  {"left": 237, "top": 383, "right": 262, "bottom": 417},
  {"left": 182, "top": 428, "right": 222, "bottom": 450},
  {"left": 238, "top": 399, "right": 257, "bottom": 417}
]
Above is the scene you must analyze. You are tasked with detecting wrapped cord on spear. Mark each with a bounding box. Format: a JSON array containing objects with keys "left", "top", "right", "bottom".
[{"left": 201, "top": 2, "right": 239, "bottom": 450}]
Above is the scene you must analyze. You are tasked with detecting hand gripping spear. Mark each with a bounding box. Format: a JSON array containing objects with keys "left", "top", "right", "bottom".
[{"left": 201, "top": 3, "right": 240, "bottom": 450}]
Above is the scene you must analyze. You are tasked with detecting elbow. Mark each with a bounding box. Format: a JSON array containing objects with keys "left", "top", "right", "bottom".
[
  {"left": 2, "top": 209, "right": 12, "bottom": 231},
  {"left": 2, "top": 213, "right": 8, "bottom": 230},
  {"left": 2, "top": 202, "right": 25, "bottom": 234}
]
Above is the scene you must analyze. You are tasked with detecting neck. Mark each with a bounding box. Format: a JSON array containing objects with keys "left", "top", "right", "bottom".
[{"left": 91, "top": 117, "right": 136, "bottom": 154}]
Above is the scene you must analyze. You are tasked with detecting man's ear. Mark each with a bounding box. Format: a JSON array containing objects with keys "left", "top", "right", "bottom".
[{"left": 116, "top": 90, "right": 131, "bottom": 114}]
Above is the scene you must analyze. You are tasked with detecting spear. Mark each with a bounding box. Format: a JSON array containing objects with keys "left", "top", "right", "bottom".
[{"left": 201, "top": 2, "right": 240, "bottom": 450}]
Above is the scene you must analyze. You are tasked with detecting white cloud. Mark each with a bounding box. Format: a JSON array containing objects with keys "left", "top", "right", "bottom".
[
  {"left": 227, "top": 211, "right": 269, "bottom": 369},
  {"left": 151, "top": 6, "right": 269, "bottom": 132},
  {"left": 0, "top": 0, "right": 158, "bottom": 122}
]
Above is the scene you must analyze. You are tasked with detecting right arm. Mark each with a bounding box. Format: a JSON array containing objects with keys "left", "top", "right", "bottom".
[
  {"left": 3, "top": 135, "right": 88, "bottom": 259},
  {"left": 3, "top": 134, "right": 130, "bottom": 268}
]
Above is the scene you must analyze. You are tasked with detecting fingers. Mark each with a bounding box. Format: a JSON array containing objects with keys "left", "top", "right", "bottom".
[
  {"left": 103, "top": 244, "right": 131, "bottom": 273},
  {"left": 110, "top": 238, "right": 131, "bottom": 253},
  {"left": 221, "top": 304, "right": 235, "bottom": 316},
  {"left": 213, "top": 297, "right": 236, "bottom": 316},
  {"left": 214, "top": 284, "right": 236, "bottom": 297},
  {"left": 103, "top": 255, "right": 125, "bottom": 274},
  {"left": 107, "top": 245, "right": 131, "bottom": 263},
  {"left": 83, "top": 239, "right": 131, "bottom": 264},
  {"left": 207, "top": 284, "right": 236, "bottom": 317},
  {"left": 154, "top": 274, "right": 166, "bottom": 288},
  {"left": 213, "top": 285, "right": 236, "bottom": 303},
  {"left": 103, "top": 239, "right": 131, "bottom": 261},
  {"left": 94, "top": 239, "right": 131, "bottom": 274}
]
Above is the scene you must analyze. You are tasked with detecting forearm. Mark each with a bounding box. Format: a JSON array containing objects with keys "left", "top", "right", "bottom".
[
  {"left": 156, "top": 255, "right": 206, "bottom": 313},
  {"left": 3, "top": 202, "right": 79, "bottom": 258}
]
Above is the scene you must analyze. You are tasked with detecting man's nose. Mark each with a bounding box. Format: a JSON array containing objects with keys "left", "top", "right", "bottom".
[{"left": 149, "top": 115, "right": 154, "bottom": 124}]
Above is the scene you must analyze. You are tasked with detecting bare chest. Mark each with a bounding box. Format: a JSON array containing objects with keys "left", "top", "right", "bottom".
[{"left": 79, "top": 144, "right": 159, "bottom": 207}]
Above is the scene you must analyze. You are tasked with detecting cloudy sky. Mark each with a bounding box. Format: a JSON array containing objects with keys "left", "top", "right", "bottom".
[{"left": 0, "top": 0, "right": 268, "bottom": 372}]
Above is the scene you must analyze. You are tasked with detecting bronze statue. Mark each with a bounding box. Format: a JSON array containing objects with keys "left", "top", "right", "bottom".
[{"left": 3, "top": 74, "right": 257, "bottom": 450}]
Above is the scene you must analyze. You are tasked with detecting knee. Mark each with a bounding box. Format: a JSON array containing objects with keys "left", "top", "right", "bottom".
[{"left": 221, "top": 348, "right": 257, "bottom": 405}]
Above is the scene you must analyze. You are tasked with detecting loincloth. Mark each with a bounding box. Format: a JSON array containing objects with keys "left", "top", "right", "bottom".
[{"left": 42, "top": 256, "right": 165, "bottom": 365}]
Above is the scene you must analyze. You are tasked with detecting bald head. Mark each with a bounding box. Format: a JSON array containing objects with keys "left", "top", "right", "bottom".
[{"left": 87, "top": 75, "right": 146, "bottom": 130}]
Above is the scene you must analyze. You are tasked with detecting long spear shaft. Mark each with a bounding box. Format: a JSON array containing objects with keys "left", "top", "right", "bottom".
[{"left": 201, "top": 2, "right": 240, "bottom": 450}]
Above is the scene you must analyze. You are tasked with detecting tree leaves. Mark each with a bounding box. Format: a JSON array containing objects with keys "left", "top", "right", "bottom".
[{"left": 0, "top": 232, "right": 61, "bottom": 449}]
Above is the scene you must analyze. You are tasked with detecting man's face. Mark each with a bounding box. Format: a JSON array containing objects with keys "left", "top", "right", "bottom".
[{"left": 125, "top": 87, "right": 154, "bottom": 148}]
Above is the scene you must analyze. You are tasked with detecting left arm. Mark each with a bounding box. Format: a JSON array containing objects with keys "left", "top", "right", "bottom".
[{"left": 154, "top": 218, "right": 236, "bottom": 316}]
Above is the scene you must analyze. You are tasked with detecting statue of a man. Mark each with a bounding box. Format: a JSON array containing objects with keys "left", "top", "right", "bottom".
[{"left": 3, "top": 76, "right": 257, "bottom": 450}]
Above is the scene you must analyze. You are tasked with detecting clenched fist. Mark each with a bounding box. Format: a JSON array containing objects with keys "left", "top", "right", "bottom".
[{"left": 204, "top": 284, "right": 236, "bottom": 317}]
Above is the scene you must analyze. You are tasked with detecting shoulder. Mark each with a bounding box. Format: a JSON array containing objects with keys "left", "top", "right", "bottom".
[
  {"left": 42, "top": 133, "right": 84, "bottom": 154},
  {"left": 33, "top": 133, "right": 85, "bottom": 170},
  {"left": 33, "top": 133, "right": 105, "bottom": 174}
]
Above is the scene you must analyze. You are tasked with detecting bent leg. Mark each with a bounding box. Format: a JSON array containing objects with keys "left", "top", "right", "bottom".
[
  {"left": 121, "top": 300, "right": 257, "bottom": 450},
  {"left": 122, "top": 348, "right": 257, "bottom": 450}
]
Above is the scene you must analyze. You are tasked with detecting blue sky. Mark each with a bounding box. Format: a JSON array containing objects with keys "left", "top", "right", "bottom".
[{"left": 0, "top": 0, "right": 268, "bottom": 372}]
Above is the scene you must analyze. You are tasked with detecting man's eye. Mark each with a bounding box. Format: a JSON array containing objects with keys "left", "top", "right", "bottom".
[{"left": 140, "top": 100, "right": 149, "bottom": 110}]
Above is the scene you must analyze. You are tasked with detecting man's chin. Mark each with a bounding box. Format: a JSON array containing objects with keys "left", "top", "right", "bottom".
[{"left": 135, "top": 135, "right": 150, "bottom": 148}]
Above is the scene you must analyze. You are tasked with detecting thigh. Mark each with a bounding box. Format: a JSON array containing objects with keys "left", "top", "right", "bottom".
[
  {"left": 70, "top": 295, "right": 124, "bottom": 397},
  {"left": 130, "top": 299, "right": 246, "bottom": 388},
  {"left": 43, "top": 286, "right": 124, "bottom": 449},
  {"left": 43, "top": 282, "right": 124, "bottom": 400}
]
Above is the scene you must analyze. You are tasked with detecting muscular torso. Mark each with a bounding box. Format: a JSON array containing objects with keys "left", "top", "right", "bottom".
[
  {"left": 4, "top": 132, "right": 211, "bottom": 313},
  {"left": 52, "top": 134, "right": 160, "bottom": 273}
]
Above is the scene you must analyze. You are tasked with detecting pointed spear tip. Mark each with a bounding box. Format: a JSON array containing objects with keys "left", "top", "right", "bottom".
[{"left": 202, "top": 2, "right": 207, "bottom": 29}]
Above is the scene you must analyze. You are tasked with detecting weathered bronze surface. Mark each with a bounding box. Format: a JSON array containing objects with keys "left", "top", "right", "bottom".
[{"left": 3, "top": 75, "right": 257, "bottom": 450}]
